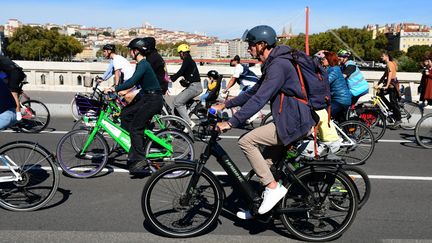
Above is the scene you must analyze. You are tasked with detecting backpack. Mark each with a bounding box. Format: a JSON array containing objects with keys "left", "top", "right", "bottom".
[
  {"left": 279, "top": 49, "right": 332, "bottom": 159},
  {"left": 280, "top": 49, "right": 331, "bottom": 110}
]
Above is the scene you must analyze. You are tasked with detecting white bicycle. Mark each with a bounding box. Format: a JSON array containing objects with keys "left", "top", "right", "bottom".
[{"left": 0, "top": 141, "right": 59, "bottom": 211}]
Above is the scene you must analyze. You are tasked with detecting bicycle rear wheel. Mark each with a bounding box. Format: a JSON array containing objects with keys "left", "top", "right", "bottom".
[
  {"left": 18, "top": 100, "right": 50, "bottom": 133},
  {"left": 280, "top": 166, "right": 357, "bottom": 241},
  {"left": 259, "top": 112, "right": 273, "bottom": 126},
  {"left": 400, "top": 101, "right": 423, "bottom": 130},
  {"left": 142, "top": 163, "right": 224, "bottom": 237},
  {"left": 0, "top": 141, "right": 59, "bottom": 211},
  {"left": 144, "top": 129, "right": 195, "bottom": 162},
  {"left": 336, "top": 120, "right": 375, "bottom": 165},
  {"left": 56, "top": 129, "right": 109, "bottom": 178},
  {"left": 415, "top": 114, "right": 432, "bottom": 149}
]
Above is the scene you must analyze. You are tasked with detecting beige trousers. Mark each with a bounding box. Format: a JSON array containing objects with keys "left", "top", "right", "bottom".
[{"left": 238, "top": 122, "right": 285, "bottom": 185}]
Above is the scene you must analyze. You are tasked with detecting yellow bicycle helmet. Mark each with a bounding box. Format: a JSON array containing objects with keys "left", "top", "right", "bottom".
[{"left": 177, "top": 44, "right": 191, "bottom": 53}]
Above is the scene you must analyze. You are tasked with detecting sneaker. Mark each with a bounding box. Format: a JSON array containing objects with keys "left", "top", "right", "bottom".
[
  {"left": 236, "top": 210, "right": 253, "bottom": 220},
  {"left": 258, "top": 183, "right": 288, "bottom": 214},
  {"left": 16, "top": 112, "right": 22, "bottom": 121},
  {"left": 128, "top": 160, "right": 148, "bottom": 173}
]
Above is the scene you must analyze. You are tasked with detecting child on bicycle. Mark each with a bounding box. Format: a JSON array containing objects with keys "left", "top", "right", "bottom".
[{"left": 200, "top": 70, "right": 222, "bottom": 107}]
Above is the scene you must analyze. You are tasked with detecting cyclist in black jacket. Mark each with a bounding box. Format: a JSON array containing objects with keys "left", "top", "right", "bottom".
[
  {"left": 170, "top": 44, "right": 203, "bottom": 128},
  {"left": 141, "top": 37, "right": 169, "bottom": 94},
  {"left": 104, "top": 38, "right": 163, "bottom": 173}
]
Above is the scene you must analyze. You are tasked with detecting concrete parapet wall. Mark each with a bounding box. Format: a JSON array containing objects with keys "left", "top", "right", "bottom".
[{"left": 15, "top": 61, "right": 423, "bottom": 101}]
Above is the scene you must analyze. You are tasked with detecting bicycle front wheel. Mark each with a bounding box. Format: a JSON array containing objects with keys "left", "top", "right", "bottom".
[
  {"left": 56, "top": 129, "right": 109, "bottom": 178},
  {"left": 18, "top": 100, "right": 50, "bottom": 133},
  {"left": 336, "top": 120, "right": 375, "bottom": 165},
  {"left": 144, "top": 129, "right": 195, "bottom": 162},
  {"left": 415, "top": 114, "right": 432, "bottom": 149},
  {"left": 0, "top": 141, "right": 59, "bottom": 211},
  {"left": 280, "top": 166, "right": 358, "bottom": 242},
  {"left": 152, "top": 115, "right": 193, "bottom": 139},
  {"left": 142, "top": 163, "right": 224, "bottom": 237}
]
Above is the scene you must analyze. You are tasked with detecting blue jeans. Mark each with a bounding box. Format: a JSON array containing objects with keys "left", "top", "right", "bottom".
[
  {"left": 0, "top": 108, "right": 17, "bottom": 130},
  {"left": 199, "top": 92, "right": 209, "bottom": 103}
]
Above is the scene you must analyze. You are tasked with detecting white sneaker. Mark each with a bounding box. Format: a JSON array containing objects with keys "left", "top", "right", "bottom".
[
  {"left": 258, "top": 183, "right": 288, "bottom": 214},
  {"left": 16, "top": 112, "right": 22, "bottom": 121},
  {"left": 236, "top": 210, "right": 253, "bottom": 220}
]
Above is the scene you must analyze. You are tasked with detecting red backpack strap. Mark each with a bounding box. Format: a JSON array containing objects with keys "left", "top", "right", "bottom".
[
  {"left": 313, "top": 125, "right": 319, "bottom": 159},
  {"left": 295, "top": 64, "right": 309, "bottom": 103}
]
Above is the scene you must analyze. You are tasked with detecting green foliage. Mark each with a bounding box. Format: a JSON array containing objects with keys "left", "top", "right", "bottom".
[
  {"left": 406, "top": 45, "right": 432, "bottom": 63},
  {"left": 7, "top": 26, "right": 84, "bottom": 61},
  {"left": 279, "top": 26, "right": 388, "bottom": 62},
  {"left": 102, "top": 31, "right": 111, "bottom": 36},
  {"left": 397, "top": 56, "right": 421, "bottom": 72},
  {"left": 156, "top": 41, "right": 189, "bottom": 57},
  {"left": 128, "top": 31, "right": 137, "bottom": 36}
]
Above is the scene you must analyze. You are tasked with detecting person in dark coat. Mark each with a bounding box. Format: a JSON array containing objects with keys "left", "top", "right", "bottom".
[{"left": 213, "top": 25, "right": 316, "bottom": 218}]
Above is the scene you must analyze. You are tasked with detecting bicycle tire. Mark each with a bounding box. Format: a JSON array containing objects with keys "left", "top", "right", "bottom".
[
  {"left": 336, "top": 120, "right": 375, "bottom": 165},
  {"left": 70, "top": 98, "right": 81, "bottom": 121},
  {"left": 347, "top": 106, "right": 386, "bottom": 142},
  {"left": 56, "top": 129, "right": 109, "bottom": 178},
  {"left": 144, "top": 129, "right": 195, "bottom": 162},
  {"left": 142, "top": 163, "right": 224, "bottom": 237},
  {"left": 0, "top": 141, "right": 59, "bottom": 211},
  {"left": 280, "top": 166, "right": 358, "bottom": 242},
  {"left": 415, "top": 114, "right": 432, "bottom": 149},
  {"left": 18, "top": 100, "right": 50, "bottom": 133},
  {"left": 400, "top": 101, "right": 423, "bottom": 130},
  {"left": 153, "top": 115, "right": 193, "bottom": 139},
  {"left": 71, "top": 117, "right": 118, "bottom": 153},
  {"left": 334, "top": 166, "right": 371, "bottom": 210}
]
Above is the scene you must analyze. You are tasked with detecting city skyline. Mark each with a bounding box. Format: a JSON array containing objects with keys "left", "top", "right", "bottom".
[{"left": 1, "top": 0, "right": 431, "bottom": 39}]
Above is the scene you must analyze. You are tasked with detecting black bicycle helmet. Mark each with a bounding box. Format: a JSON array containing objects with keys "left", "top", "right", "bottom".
[
  {"left": 142, "top": 37, "right": 156, "bottom": 51},
  {"left": 207, "top": 70, "right": 219, "bottom": 80},
  {"left": 127, "top": 38, "right": 147, "bottom": 51},
  {"left": 242, "top": 25, "right": 277, "bottom": 46},
  {"left": 102, "top": 44, "right": 116, "bottom": 52}
]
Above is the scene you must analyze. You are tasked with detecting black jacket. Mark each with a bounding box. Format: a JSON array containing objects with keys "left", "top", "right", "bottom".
[
  {"left": 146, "top": 50, "right": 168, "bottom": 94},
  {"left": 170, "top": 54, "right": 201, "bottom": 84}
]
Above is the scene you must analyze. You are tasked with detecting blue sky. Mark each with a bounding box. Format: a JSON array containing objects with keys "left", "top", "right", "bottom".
[{"left": 1, "top": 0, "right": 430, "bottom": 39}]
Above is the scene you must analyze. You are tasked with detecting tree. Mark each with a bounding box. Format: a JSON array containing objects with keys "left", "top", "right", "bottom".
[
  {"left": 7, "top": 26, "right": 83, "bottom": 61},
  {"left": 397, "top": 55, "right": 421, "bottom": 72},
  {"left": 407, "top": 45, "right": 432, "bottom": 63},
  {"left": 129, "top": 31, "right": 137, "bottom": 36},
  {"left": 102, "top": 31, "right": 111, "bottom": 36}
]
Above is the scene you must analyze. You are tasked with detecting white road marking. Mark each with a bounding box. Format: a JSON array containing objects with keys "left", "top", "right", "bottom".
[{"left": 56, "top": 167, "right": 432, "bottom": 181}]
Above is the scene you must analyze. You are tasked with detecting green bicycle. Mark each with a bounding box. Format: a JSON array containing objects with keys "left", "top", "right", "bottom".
[{"left": 56, "top": 94, "right": 195, "bottom": 178}]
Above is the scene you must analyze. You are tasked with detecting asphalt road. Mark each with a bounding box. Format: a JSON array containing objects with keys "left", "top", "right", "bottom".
[{"left": 1, "top": 115, "right": 432, "bottom": 242}]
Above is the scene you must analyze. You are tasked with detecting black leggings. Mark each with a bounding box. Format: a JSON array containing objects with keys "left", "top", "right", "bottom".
[
  {"left": 379, "top": 87, "right": 401, "bottom": 121},
  {"left": 120, "top": 93, "right": 163, "bottom": 162}
]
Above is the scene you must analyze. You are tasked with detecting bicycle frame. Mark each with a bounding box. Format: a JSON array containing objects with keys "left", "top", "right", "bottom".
[
  {"left": 334, "top": 123, "right": 356, "bottom": 147},
  {"left": 0, "top": 154, "right": 22, "bottom": 183},
  {"left": 182, "top": 116, "right": 340, "bottom": 214},
  {"left": 80, "top": 102, "right": 173, "bottom": 159}
]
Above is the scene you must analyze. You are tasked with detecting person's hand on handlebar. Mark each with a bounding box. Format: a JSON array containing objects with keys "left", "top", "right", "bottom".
[
  {"left": 96, "top": 77, "right": 104, "bottom": 83},
  {"left": 216, "top": 121, "right": 232, "bottom": 133},
  {"left": 212, "top": 103, "right": 225, "bottom": 111}
]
